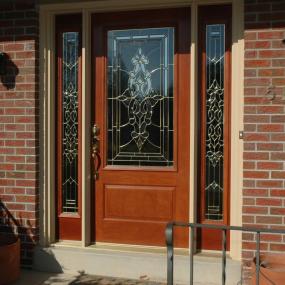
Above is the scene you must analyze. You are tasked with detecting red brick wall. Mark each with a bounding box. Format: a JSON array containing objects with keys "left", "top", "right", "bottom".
[
  {"left": 0, "top": 1, "right": 39, "bottom": 267},
  {"left": 243, "top": 0, "right": 285, "bottom": 264}
]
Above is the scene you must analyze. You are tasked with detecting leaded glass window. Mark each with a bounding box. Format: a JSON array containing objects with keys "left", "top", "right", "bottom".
[
  {"left": 107, "top": 28, "right": 174, "bottom": 167},
  {"left": 61, "top": 32, "right": 79, "bottom": 213},
  {"left": 205, "top": 24, "right": 225, "bottom": 220}
]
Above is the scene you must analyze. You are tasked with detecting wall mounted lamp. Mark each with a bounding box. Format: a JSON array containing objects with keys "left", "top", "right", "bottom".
[{"left": 0, "top": 52, "right": 6, "bottom": 76}]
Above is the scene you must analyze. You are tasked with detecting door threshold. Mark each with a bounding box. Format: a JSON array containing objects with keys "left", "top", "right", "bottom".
[
  {"left": 90, "top": 242, "right": 189, "bottom": 255},
  {"left": 195, "top": 250, "right": 231, "bottom": 259},
  {"left": 51, "top": 240, "right": 189, "bottom": 255}
]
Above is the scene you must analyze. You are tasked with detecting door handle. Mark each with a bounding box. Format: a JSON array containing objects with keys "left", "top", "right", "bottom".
[{"left": 92, "top": 124, "right": 101, "bottom": 180}]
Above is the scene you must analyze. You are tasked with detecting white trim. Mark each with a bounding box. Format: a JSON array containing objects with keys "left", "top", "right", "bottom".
[
  {"left": 81, "top": 10, "right": 92, "bottom": 247},
  {"left": 189, "top": 1, "right": 198, "bottom": 227},
  {"left": 229, "top": 0, "right": 244, "bottom": 260}
]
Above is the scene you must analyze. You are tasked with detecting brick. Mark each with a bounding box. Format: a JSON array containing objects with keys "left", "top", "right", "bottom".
[
  {"left": 257, "top": 106, "right": 284, "bottom": 114},
  {"left": 243, "top": 179, "right": 256, "bottom": 188},
  {"left": 4, "top": 43, "right": 24, "bottom": 51},
  {"left": 258, "top": 124, "right": 283, "bottom": 132},
  {"left": 258, "top": 69, "right": 285, "bottom": 77},
  {"left": 272, "top": 78, "right": 285, "bottom": 85},
  {"left": 243, "top": 216, "right": 255, "bottom": 223},
  {"left": 244, "top": 133, "right": 270, "bottom": 141},
  {"left": 257, "top": 180, "right": 283, "bottom": 188},
  {"left": 244, "top": 142, "right": 256, "bottom": 151},
  {"left": 245, "top": 32, "right": 257, "bottom": 40},
  {"left": 244, "top": 171, "right": 269, "bottom": 179},
  {"left": 271, "top": 115, "right": 285, "bottom": 123},
  {"left": 258, "top": 31, "right": 284, "bottom": 40},
  {"left": 245, "top": 59, "right": 271, "bottom": 68},
  {"left": 244, "top": 97, "right": 267, "bottom": 105},
  {"left": 243, "top": 198, "right": 255, "bottom": 205},
  {"left": 271, "top": 171, "right": 285, "bottom": 179},
  {"left": 256, "top": 216, "right": 282, "bottom": 224},
  {"left": 257, "top": 143, "right": 283, "bottom": 151},
  {"left": 244, "top": 88, "right": 256, "bottom": 96},
  {"left": 260, "top": 234, "right": 282, "bottom": 242},
  {"left": 244, "top": 161, "right": 255, "bottom": 169},
  {"left": 271, "top": 208, "right": 285, "bottom": 215},
  {"left": 243, "top": 241, "right": 268, "bottom": 250},
  {"left": 271, "top": 190, "right": 285, "bottom": 197},
  {"left": 243, "top": 206, "right": 268, "bottom": 214},
  {"left": 272, "top": 59, "right": 285, "bottom": 67},
  {"left": 271, "top": 152, "right": 285, "bottom": 160},
  {"left": 244, "top": 124, "right": 256, "bottom": 132},
  {"left": 15, "top": 195, "right": 36, "bottom": 203},
  {"left": 256, "top": 198, "right": 282, "bottom": 206},
  {"left": 270, "top": 244, "right": 285, "bottom": 251},
  {"left": 258, "top": 161, "right": 283, "bottom": 170},
  {"left": 245, "top": 4, "right": 271, "bottom": 13},
  {"left": 245, "top": 41, "right": 270, "bottom": 49},
  {"left": 245, "top": 50, "right": 258, "bottom": 58},
  {"left": 244, "top": 152, "right": 269, "bottom": 160},
  {"left": 244, "top": 115, "right": 270, "bottom": 123},
  {"left": 259, "top": 50, "right": 285, "bottom": 58}
]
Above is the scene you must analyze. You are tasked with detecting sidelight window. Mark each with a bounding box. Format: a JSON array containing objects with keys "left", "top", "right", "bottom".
[{"left": 205, "top": 24, "right": 225, "bottom": 220}]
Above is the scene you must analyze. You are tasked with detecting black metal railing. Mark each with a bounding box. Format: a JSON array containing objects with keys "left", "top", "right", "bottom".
[{"left": 165, "top": 222, "right": 285, "bottom": 285}]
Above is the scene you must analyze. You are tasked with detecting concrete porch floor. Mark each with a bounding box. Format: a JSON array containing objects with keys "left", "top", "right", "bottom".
[
  {"left": 13, "top": 270, "right": 217, "bottom": 285},
  {"left": 32, "top": 245, "right": 242, "bottom": 285}
]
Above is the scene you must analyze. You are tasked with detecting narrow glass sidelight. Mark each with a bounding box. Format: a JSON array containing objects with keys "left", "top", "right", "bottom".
[
  {"left": 205, "top": 24, "right": 225, "bottom": 220},
  {"left": 61, "top": 32, "right": 79, "bottom": 213},
  {"left": 107, "top": 28, "right": 174, "bottom": 167}
]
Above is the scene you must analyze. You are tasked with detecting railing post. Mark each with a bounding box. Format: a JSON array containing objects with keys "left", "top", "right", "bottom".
[
  {"left": 256, "top": 231, "right": 260, "bottom": 285},
  {"left": 190, "top": 225, "right": 194, "bottom": 285},
  {"left": 166, "top": 223, "right": 174, "bottom": 285},
  {"left": 222, "top": 229, "right": 227, "bottom": 285}
]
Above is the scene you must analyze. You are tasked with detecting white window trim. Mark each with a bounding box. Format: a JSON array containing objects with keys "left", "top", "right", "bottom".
[{"left": 39, "top": 0, "right": 244, "bottom": 260}]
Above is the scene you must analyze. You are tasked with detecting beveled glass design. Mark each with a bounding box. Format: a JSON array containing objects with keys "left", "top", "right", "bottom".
[
  {"left": 107, "top": 28, "right": 174, "bottom": 167},
  {"left": 205, "top": 24, "right": 225, "bottom": 220},
  {"left": 61, "top": 32, "right": 79, "bottom": 213}
]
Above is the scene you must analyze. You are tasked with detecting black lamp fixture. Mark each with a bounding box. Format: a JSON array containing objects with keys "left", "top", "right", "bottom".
[{"left": 0, "top": 52, "right": 6, "bottom": 76}]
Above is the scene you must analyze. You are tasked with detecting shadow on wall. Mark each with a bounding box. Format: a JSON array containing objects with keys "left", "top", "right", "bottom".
[{"left": 0, "top": 52, "right": 19, "bottom": 90}]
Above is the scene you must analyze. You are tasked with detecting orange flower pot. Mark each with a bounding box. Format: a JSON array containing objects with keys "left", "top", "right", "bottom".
[
  {"left": 251, "top": 254, "right": 285, "bottom": 285},
  {"left": 0, "top": 235, "right": 20, "bottom": 285}
]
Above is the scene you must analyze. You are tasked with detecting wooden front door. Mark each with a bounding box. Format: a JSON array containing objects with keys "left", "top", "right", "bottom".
[{"left": 92, "top": 8, "right": 190, "bottom": 247}]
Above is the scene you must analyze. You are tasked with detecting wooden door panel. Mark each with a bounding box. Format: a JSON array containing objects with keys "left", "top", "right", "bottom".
[
  {"left": 92, "top": 8, "right": 190, "bottom": 247},
  {"left": 104, "top": 185, "right": 175, "bottom": 221}
]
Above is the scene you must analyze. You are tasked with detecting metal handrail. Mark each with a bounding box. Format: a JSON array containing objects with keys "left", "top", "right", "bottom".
[{"left": 165, "top": 222, "right": 285, "bottom": 285}]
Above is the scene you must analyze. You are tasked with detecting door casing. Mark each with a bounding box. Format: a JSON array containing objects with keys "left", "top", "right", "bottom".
[{"left": 39, "top": 0, "right": 244, "bottom": 260}]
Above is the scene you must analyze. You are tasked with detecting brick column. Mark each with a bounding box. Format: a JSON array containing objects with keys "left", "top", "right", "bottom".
[
  {"left": 0, "top": 0, "right": 39, "bottom": 267},
  {"left": 243, "top": 0, "right": 285, "bottom": 264}
]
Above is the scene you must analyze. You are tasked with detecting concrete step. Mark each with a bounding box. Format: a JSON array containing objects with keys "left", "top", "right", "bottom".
[
  {"left": 14, "top": 270, "right": 220, "bottom": 285},
  {"left": 33, "top": 245, "right": 242, "bottom": 285}
]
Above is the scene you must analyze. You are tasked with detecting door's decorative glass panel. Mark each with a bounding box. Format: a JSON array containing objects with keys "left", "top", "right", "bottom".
[
  {"left": 205, "top": 24, "right": 225, "bottom": 220},
  {"left": 107, "top": 28, "right": 174, "bottom": 167},
  {"left": 61, "top": 32, "right": 79, "bottom": 213}
]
